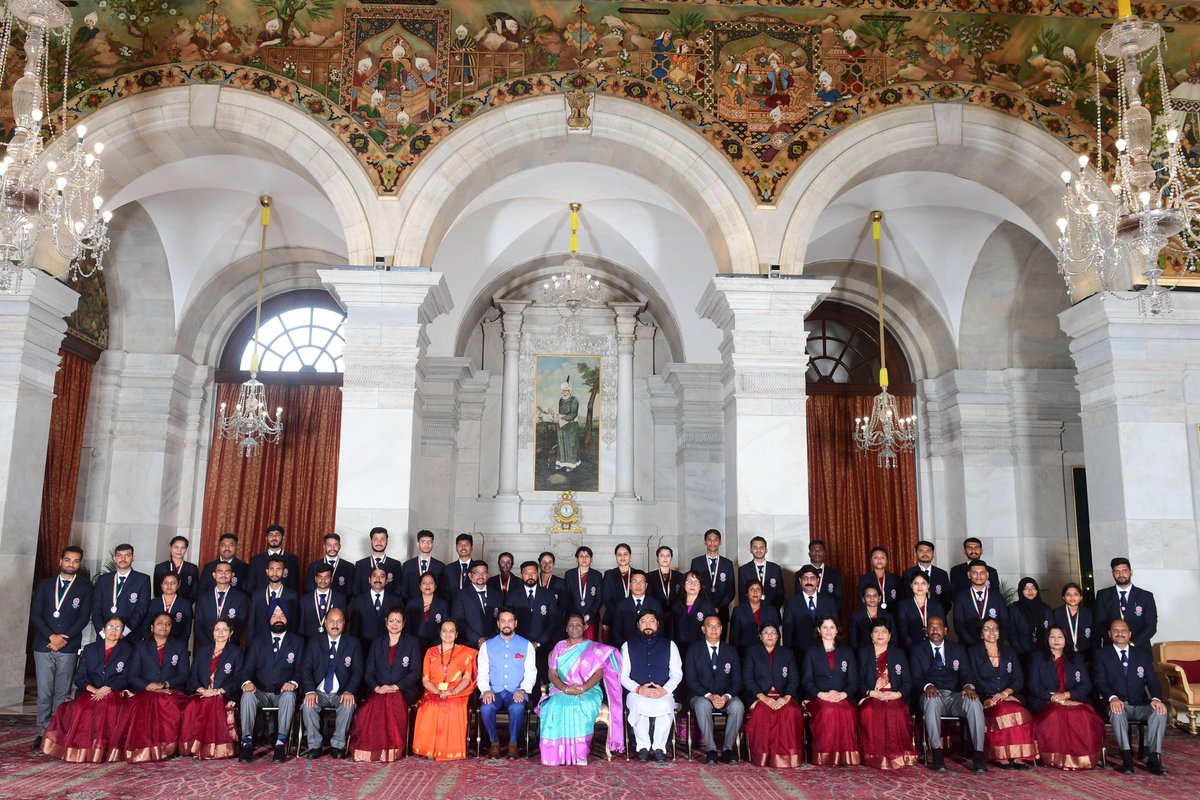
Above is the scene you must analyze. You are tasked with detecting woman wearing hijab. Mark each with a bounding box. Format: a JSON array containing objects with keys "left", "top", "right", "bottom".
[{"left": 1009, "top": 578, "right": 1052, "bottom": 665}]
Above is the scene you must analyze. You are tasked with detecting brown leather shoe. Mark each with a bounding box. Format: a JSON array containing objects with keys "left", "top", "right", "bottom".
[
  {"left": 507, "top": 743, "right": 520, "bottom": 760},
  {"left": 488, "top": 742, "right": 501, "bottom": 759}
]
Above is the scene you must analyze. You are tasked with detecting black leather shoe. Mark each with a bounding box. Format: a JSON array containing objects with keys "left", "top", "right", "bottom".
[
  {"left": 272, "top": 744, "right": 287, "bottom": 763},
  {"left": 238, "top": 743, "right": 254, "bottom": 763},
  {"left": 636, "top": 748, "right": 649, "bottom": 762},
  {"left": 928, "top": 749, "right": 946, "bottom": 772},
  {"left": 1117, "top": 750, "right": 1134, "bottom": 774},
  {"left": 305, "top": 748, "right": 321, "bottom": 760},
  {"left": 704, "top": 750, "right": 718, "bottom": 765},
  {"left": 1146, "top": 754, "right": 1166, "bottom": 775},
  {"left": 1010, "top": 760, "right": 1030, "bottom": 771},
  {"left": 721, "top": 749, "right": 736, "bottom": 765},
  {"left": 329, "top": 747, "right": 347, "bottom": 759},
  {"left": 971, "top": 752, "right": 988, "bottom": 773},
  {"left": 653, "top": 749, "right": 667, "bottom": 763},
  {"left": 30, "top": 736, "right": 42, "bottom": 751}
]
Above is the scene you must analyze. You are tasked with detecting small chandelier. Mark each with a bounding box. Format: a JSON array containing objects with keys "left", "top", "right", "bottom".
[
  {"left": 217, "top": 196, "right": 283, "bottom": 457},
  {"left": 1055, "top": 0, "right": 1198, "bottom": 317},
  {"left": 542, "top": 202, "right": 603, "bottom": 312},
  {"left": 0, "top": 0, "right": 111, "bottom": 294},
  {"left": 852, "top": 211, "right": 917, "bottom": 469}
]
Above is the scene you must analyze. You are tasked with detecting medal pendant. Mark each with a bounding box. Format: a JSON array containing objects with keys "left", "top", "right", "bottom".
[
  {"left": 317, "top": 626, "right": 324, "bottom": 633},
  {"left": 880, "top": 602, "right": 887, "bottom": 610},
  {"left": 110, "top": 605, "right": 117, "bottom": 613},
  {"left": 437, "top": 682, "right": 449, "bottom": 691},
  {"left": 52, "top": 611, "right": 60, "bottom": 618}
]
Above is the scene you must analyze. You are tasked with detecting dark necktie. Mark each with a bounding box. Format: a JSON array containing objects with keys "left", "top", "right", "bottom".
[
  {"left": 375, "top": 557, "right": 383, "bottom": 569},
  {"left": 1121, "top": 650, "right": 1129, "bottom": 672},
  {"left": 324, "top": 641, "right": 337, "bottom": 692},
  {"left": 273, "top": 635, "right": 281, "bottom": 654},
  {"left": 757, "top": 564, "right": 764, "bottom": 582},
  {"left": 271, "top": 590, "right": 278, "bottom": 600},
  {"left": 709, "top": 558, "right": 717, "bottom": 575},
  {"left": 808, "top": 595, "right": 816, "bottom": 615},
  {"left": 420, "top": 560, "right": 428, "bottom": 575},
  {"left": 528, "top": 589, "right": 535, "bottom": 608},
  {"left": 374, "top": 594, "right": 382, "bottom": 612},
  {"left": 480, "top": 591, "right": 488, "bottom": 610},
  {"left": 59, "top": 579, "right": 68, "bottom": 595},
  {"left": 635, "top": 599, "right": 642, "bottom": 613},
  {"left": 117, "top": 575, "right": 126, "bottom": 593},
  {"left": 318, "top": 593, "right": 328, "bottom": 612},
  {"left": 710, "top": 645, "right": 718, "bottom": 669},
  {"left": 1119, "top": 590, "right": 1128, "bottom": 617},
  {"left": 934, "top": 646, "right": 944, "bottom": 668},
  {"left": 217, "top": 590, "right": 226, "bottom": 605}
]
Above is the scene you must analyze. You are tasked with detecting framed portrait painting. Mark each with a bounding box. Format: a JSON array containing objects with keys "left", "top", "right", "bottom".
[{"left": 534, "top": 354, "right": 601, "bottom": 492}]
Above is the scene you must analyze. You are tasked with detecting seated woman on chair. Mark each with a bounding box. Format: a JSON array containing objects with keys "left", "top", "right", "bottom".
[
  {"left": 802, "top": 616, "right": 860, "bottom": 766},
  {"left": 537, "top": 614, "right": 625, "bottom": 765},
  {"left": 180, "top": 619, "right": 243, "bottom": 759},
  {"left": 411, "top": 619, "right": 477, "bottom": 761},
  {"left": 116, "top": 611, "right": 190, "bottom": 761},
  {"left": 856, "top": 617, "right": 918, "bottom": 770},
  {"left": 967, "top": 618, "right": 1038, "bottom": 769},
  {"left": 351, "top": 607, "right": 423, "bottom": 761},
  {"left": 742, "top": 621, "right": 804, "bottom": 768},
  {"left": 1028, "top": 625, "right": 1104, "bottom": 769}
]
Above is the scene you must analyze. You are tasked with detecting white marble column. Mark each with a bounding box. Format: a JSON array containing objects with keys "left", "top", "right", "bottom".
[
  {"left": 698, "top": 276, "right": 833, "bottom": 566},
  {"left": 612, "top": 302, "right": 642, "bottom": 499},
  {"left": 1060, "top": 293, "right": 1200, "bottom": 641},
  {"left": 495, "top": 300, "right": 529, "bottom": 497},
  {"left": 319, "top": 269, "right": 451, "bottom": 546},
  {"left": 664, "top": 363, "right": 725, "bottom": 554},
  {"left": 0, "top": 272, "right": 77, "bottom": 704}
]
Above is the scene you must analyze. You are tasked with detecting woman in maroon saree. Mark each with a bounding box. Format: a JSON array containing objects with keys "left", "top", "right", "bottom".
[
  {"left": 1029, "top": 625, "right": 1104, "bottom": 769},
  {"left": 41, "top": 615, "right": 133, "bottom": 762},
  {"left": 179, "top": 619, "right": 243, "bottom": 759},
  {"left": 801, "top": 616, "right": 860, "bottom": 766},
  {"left": 116, "top": 612, "right": 190, "bottom": 761},
  {"left": 856, "top": 617, "right": 918, "bottom": 769},
  {"left": 742, "top": 622, "right": 805, "bottom": 767},
  {"left": 352, "top": 608, "right": 424, "bottom": 761}
]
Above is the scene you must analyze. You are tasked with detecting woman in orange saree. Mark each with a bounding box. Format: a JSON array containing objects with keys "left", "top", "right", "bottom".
[{"left": 411, "top": 619, "right": 477, "bottom": 760}]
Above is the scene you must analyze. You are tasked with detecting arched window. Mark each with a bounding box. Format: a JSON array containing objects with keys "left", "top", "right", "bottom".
[
  {"left": 805, "top": 301, "right": 913, "bottom": 395},
  {"left": 218, "top": 289, "right": 345, "bottom": 384}
]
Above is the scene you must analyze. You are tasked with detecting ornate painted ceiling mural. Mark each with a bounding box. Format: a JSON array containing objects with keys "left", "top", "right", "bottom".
[{"left": 8, "top": 1, "right": 1200, "bottom": 204}]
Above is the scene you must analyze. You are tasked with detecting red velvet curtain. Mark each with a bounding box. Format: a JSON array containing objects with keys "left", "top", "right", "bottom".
[
  {"left": 200, "top": 383, "right": 342, "bottom": 572},
  {"left": 36, "top": 348, "right": 95, "bottom": 582},
  {"left": 807, "top": 394, "right": 919, "bottom": 621}
]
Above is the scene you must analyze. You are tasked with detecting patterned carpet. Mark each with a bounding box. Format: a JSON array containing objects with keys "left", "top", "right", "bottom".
[{"left": 1, "top": 715, "right": 1197, "bottom": 800}]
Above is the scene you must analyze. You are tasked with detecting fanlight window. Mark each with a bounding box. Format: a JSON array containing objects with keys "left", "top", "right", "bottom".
[
  {"left": 806, "top": 318, "right": 882, "bottom": 385},
  {"left": 238, "top": 306, "right": 345, "bottom": 374}
]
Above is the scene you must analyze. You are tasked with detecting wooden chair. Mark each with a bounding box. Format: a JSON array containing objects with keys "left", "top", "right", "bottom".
[{"left": 1155, "top": 641, "right": 1200, "bottom": 735}]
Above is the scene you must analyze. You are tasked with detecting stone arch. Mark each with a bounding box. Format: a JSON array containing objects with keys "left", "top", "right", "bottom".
[
  {"left": 389, "top": 94, "right": 760, "bottom": 275},
  {"left": 102, "top": 201, "right": 175, "bottom": 354}
]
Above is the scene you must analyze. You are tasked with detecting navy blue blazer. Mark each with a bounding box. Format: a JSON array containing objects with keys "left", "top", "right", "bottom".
[
  {"left": 486, "top": 573, "right": 520, "bottom": 610},
  {"left": 352, "top": 555, "right": 403, "bottom": 598},
  {"left": 1095, "top": 585, "right": 1157, "bottom": 649},
  {"left": 188, "top": 644, "right": 244, "bottom": 693},
  {"left": 193, "top": 586, "right": 249, "bottom": 647},
  {"left": 364, "top": 634, "right": 423, "bottom": 704},
  {"left": 801, "top": 645, "right": 859, "bottom": 699},
  {"left": 304, "top": 558, "right": 355, "bottom": 595},
  {"left": 398, "top": 556, "right": 444, "bottom": 603},
  {"left": 74, "top": 639, "right": 135, "bottom": 693},
  {"left": 539, "top": 573, "right": 568, "bottom": 612},
  {"left": 1093, "top": 645, "right": 1163, "bottom": 704},
  {"left": 909, "top": 639, "right": 974, "bottom": 693},
  {"left": 738, "top": 561, "right": 785, "bottom": 609},
  {"left": 199, "top": 558, "right": 250, "bottom": 593},
  {"left": 967, "top": 643, "right": 1024, "bottom": 699},
  {"left": 143, "top": 595, "right": 194, "bottom": 642},
  {"left": 795, "top": 565, "right": 843, "bottom": 608},
  {"left": 848, "top": 608, "right": 894, "bottom": 651},
  {"left": 350, "top": 589, "right": 403, "bottom": 643},
  {"left": 562, "top": 568, "right": 603, "bottom": 624},
  {"left": 300, "top": 634, "right": 364, "bottom": 696},
  {"left": 404, "top": 598, "right": 451, "bottom": 649},
  {"left": 742, "top": 644, "right": 799, "bottom": 701},
  {"left": 728, "top": 602, "right": 781, "bottom": 651},
  {"left": 240, "top": 631, "right": 305, "bottom": 691},
  {"left": 900, "top": 565, "right": 953, "bottom": 606},
  {"left": 856, "top": 572, "right": 902, "bottom": 611},
  {"left": 1050, "top": 605, "right": 1097, "bottom": 657},
  {"left": 441, "top": 559, "right": 477, "bottom": 605},
  {"left": 1009, "top": 602, "right": 1053, "bottom": 656},
  {"left": 1026, "top": 652, "right": 1092, "bottom": 714},
  {"left": 129, "top": 638, "right": 190, "bottom": 692},
  {"left": 894, "top": 597, "right": 945, "bottom": 652},
  {"left": 451, "top": 586, "right": 499, "bottom": 646},
  {"left": 684, "top": 639, "right": 742, "bottom": 700},
  {"left": 949, "top": 562, "right": 1000, "bottom": 596},
  {"left": 646, "top": 569, "right": 684, "bottom": 614},
  {"left": 298, "top": 590, "right": 350, "bottom": 640},
  {"left": 513, "top": 584, "right": 561, "bottom": 646},
  {"left": 30, "top": 575, "right": 93, "bottom": 653},
  {"left": 600, "top": 568, "right": 633, "bottom": 625},
  {"left": 153, "top": 559, "right": 200, "bottom": 600},
  {"left": 951, "top": 587, "right": 1009, "bottom": 647},
  {"left": 247, "top": 586, "right": 300, "bottom": 640},
  {"left": 671, "top": 596, "right": 717, "bottom": 654},
  {"left": 857, "top": 646, "right": 913, "bottom": 701},
  {"left": 610, "top": 594, "right": 663, "bottom": 649},
  {"left": 245, "top": 551, "right": 301, "bottom": 594},
  {"left": 689, "top": 555, "right": 736, "bottom": 612},
  {"left": 91, "top": 570, "right": 153, "bottom": 635},
  {"left": 782, "top": 592, "right": 839, "bottom": 652}
]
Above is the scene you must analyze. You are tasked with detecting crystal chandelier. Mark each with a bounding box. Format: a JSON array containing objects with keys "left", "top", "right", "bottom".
[
  {"left": 1055, "top": 0, "right": 1198, "bottom": 317},
  {"left": 0, "top": 0, "right": 111, "bottom": 294},
  {"left": 852, "top": 211, "right": 917, "bottom": 469},
  {"left": 542, "top": 202, "right": 603, "bottom": 312},
  {"left": 217, "top": 196, "right": 283, "bottom": 457}
]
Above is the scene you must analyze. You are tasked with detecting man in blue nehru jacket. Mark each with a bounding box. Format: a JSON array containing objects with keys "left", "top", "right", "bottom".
[
  {"left": 478, "top": 608, "right": 537, "bottom": 759},
  {"left": 30, "top": 546, "right": 93, "bottom": 750},
  {"left": 620, "top": 609, "right": 683, "bottom": 763}
]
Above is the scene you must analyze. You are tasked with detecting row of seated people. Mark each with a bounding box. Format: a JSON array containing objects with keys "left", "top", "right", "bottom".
[{"left": 36, "top": 595, "right": 1168, "bottom": 777}]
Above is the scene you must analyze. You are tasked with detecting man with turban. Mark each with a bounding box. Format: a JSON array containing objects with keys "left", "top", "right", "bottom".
[
  {"left": 239, "top": 600, "right": 305, "bottom": 762},
  {"left": 555, "top": 376, "right": 581, "bottom": 470}
]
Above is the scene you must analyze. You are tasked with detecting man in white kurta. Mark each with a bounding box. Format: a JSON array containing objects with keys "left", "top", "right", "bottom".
[{"left": 619, "top": 610, "right": 682, "bottom": 762}]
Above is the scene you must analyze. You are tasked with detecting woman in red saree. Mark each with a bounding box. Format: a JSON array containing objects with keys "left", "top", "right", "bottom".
[
  {"left": 41, "top": 615, "right": 133, "bottom": 762},
  {"left": 411, "top": 619, "right": 477, "bottom": 760},
  {"left": 179, "top": 619, "right": 243, "bottom": 759},
  {"left": 856, "top": 617, "right": 918, "bottom": 769},
  {"left": 742, "top": 622, "right": 805, "bottom": 767},
  {"left": 116, "top": 611, "right": 189, "bottom": 761},
  {"left": 801, "top": 616, "right": 860, "bottom": 766},
  {"left": 1029, "top": 625, "right": 1105, "bottom": 769},
  {"left": 351, "top": 608, "right": 424, "bottom": 761}
]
